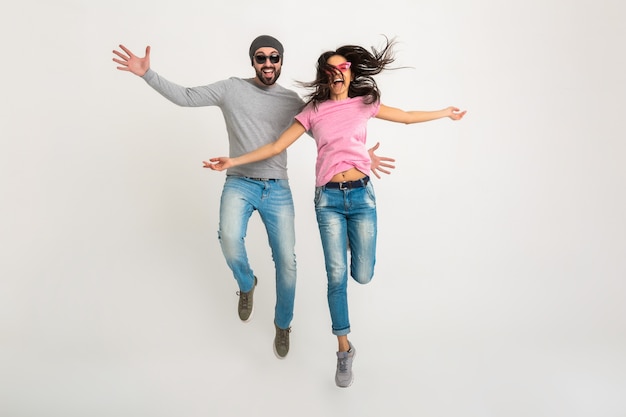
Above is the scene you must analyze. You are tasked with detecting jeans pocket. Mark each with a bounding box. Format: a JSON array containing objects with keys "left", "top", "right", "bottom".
[
  {"left": 314, "top": 187, "right": 322, "bottom": 207},
  {"left": 365, "top": 182, "right": 376, "bottom": 204}
]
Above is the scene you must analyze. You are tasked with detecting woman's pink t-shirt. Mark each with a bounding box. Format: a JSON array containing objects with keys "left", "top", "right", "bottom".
[{"left": 295, "top": 97, "right": 380, "bottom": 186}]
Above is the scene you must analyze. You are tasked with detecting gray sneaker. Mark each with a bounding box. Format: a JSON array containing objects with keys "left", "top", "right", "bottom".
[
  {"left": 237, "top": 276, "right": 257, "bottom": 322},
  {"left": 273, "top": 323, "right": 291, "bottom": 359},
  {"left": 335, "top": 342, "right": 356, "bottom": 388}
]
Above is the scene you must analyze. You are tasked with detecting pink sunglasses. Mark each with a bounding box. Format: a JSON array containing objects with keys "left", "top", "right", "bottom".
[{"left": 334, "top": 62, "right": 352, "bottom": 72}]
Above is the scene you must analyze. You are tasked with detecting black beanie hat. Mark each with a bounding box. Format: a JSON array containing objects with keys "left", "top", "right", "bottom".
[{"left": 249, "top": 35, "right": 284, "bottom": 64}]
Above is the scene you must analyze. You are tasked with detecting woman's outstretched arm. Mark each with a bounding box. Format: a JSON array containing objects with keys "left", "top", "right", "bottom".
[
  {"left": 375, "top": 104, "right": 466, "bottom": 124},
  {"left": 203, "top": 121, "right": 307, "bottom": 171}
]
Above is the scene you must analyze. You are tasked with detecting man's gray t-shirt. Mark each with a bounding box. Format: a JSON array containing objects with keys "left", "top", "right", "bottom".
[{"left": 142, "top": 69, "right": 305, "bottom": 179}]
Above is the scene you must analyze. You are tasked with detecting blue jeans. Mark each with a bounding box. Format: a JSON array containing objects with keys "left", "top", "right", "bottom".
[
  {"left": 218, "top": 176, "right": 297, "bottom": 329},
  {"left": 314, "top": 179, "right": 377, "bottom": 336}
]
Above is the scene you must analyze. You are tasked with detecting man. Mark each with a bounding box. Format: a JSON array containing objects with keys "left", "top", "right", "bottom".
[{"left": 112, "top": 35, "right": 394, "bottom": 359}]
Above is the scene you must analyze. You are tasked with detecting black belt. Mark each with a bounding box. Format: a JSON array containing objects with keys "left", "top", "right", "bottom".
[
  {"left": 246, "top": 177, "right": 277, "bottom": 181},
  {"left": 324, "top": 176, "right": 369, "bottom": 190}
]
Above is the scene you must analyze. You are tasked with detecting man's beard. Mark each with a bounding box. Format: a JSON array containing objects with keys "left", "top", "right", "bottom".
[{"left": 255, "top": 66, "right": 282, "bottom": 86}]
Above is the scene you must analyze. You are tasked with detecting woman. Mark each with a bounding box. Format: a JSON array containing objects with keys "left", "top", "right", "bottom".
[{"left": 204, "top": 37, "right": 466, "bottom": 387}]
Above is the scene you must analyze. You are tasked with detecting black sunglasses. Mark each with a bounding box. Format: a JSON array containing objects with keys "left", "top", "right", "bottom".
[{"left": 254, "top": 54, "right": 281, "bottom": 64}]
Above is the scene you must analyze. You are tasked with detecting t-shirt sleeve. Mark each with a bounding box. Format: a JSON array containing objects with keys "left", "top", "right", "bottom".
[
  {"left": 294, "top": 104, "right": 314, "bottom": 131},
  {"left": 142, "top": 69, "right": 228, "bottom": 107},
  {"left": 369, "top": 100, "right": 381, "bottom": 118}
]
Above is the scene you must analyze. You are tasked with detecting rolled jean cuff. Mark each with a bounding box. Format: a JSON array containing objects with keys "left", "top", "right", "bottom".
[{"left": 332, "top": 326, "right": 351, "bottom": 337}]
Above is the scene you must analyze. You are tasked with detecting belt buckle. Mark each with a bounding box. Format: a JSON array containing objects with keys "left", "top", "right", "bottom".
[{"left": 339, "top": 181, "right": 348, "bottom": 190}]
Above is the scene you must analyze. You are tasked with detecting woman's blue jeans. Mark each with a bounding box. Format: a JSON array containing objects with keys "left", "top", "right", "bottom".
[
  {"left": 218, "top": 176, "right": 297, "bottom": 329},
  {"left": 314, "top": 180, "right": 377, "bottom": 336}
]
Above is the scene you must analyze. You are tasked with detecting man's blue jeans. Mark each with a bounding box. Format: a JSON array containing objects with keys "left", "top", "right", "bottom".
[
  {"left": 314, "top": 180, "right": 377, "bottom": 336},
  {"left": 218, "top": 176, "right": 297, "bottom": 329}
]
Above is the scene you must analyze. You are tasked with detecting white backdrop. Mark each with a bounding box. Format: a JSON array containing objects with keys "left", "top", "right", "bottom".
[{"left": 1, "top": 1, "right": 625, "bottom": 416}]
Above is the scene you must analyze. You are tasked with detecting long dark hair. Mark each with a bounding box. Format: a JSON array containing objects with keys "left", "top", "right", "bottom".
[{"left": 300, "top": 36, "right": 398, "bottom": 109}]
